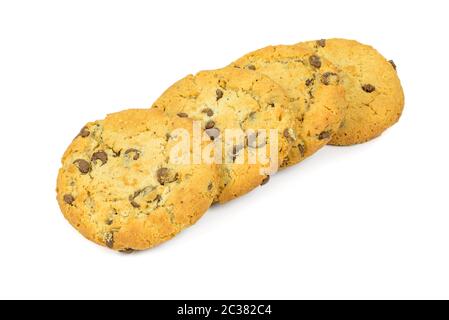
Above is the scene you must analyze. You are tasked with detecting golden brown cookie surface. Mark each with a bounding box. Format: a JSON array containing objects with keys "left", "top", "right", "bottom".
[
  {"left": 231, "top": 45, "right": 346, "bottom": 166},
  {"left": 153, "top": 67, "right": 296, "bottom": 203},
  {"left": 57, "top": 109, "right": 219, "bottom": 251},
  {"left": 298, "top": 39, "right": 404, "bottom": 145}
]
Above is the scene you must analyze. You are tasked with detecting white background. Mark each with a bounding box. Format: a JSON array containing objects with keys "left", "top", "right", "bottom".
[{"left": 1, "top": 0, "right": 448, "bottom": 300}]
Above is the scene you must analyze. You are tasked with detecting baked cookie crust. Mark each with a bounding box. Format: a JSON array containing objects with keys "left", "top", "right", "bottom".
[
  {"left": 57, "top": 108, "right": 219, "bottom": 251},
  {"left": 153, "top": 67, "right": 296, "bottom": 203},
  {"left": 297, "top": 38, "right": 404, "bottom": 145},
  {"left": 231, "top": 44, "right": 347, "bottom": 166}
]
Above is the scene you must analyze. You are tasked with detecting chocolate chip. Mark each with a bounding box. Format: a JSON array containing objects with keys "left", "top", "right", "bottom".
[
  {"left": 247, "top": 64, "right": 256, "bottom": 71},
  {"left": 73, "top": 159, "right": 91, "bottom": 174},
  {"left": 113, "top": 149, "right": 121, "bottom": 157},
  {"left": 248, "top": 111, "right": 257, "bottom": 120},
  {"left": 120, "top": 248, "right": 135, "bottom": 254},
  {"left": 298, "top": 143, "right": 305, "bottom": 157},
  {"left": 318, "top": 130, "right": 332, "bottom": 140},
  {"left": 125, "top": 148, "right": 140, "bottom": 160},
  {"left": 202, "top": 108, "right": 214, "bottom": 117},
  {"left": 305, "top": 78, "right": 314, "bottom": 87},
  {"left": 261, "top": 176, "right": 270, "bottom": 186},
  {"left": 208, "top": 182, "right": 213, "bottom": 191},
  {"left": 63, "top": 194, "right": 75, "bottom": 205},
  {"left": 205, "top": 120, "right": 215, "bottom": 129},
  {"left": 308, "top": 90, "right": 314, "bottom": 100},
  {"left": 216, "top": 89, "right": 224, "bottom": 101},
  {"left": 205, "top": 128, "right": 220, "bottom": 141},
  {"left": 130, "top": 200, "right": 140, "bottom": 208},
  {"left": 321, "top": 72, "right": 339, "bottom": 85},
  {"left": 105, "top": 232, "right": 114, "bottom": 249},
  {"left": 105, "top": 218, "right": 113, "bottom": 226},
  {"left": 247, "top": 132, "right": 266, "bottom": 148},
  {"left": 233, "top": 145, "right": 243, "bottom": 155},
  {"left": 177, "top": 112, "right": 188, "bottom": 118},
  {"left": 91, "top": 151, "right": 108, "bottom": 166},
  {"left": 389, "top": 60, "right": 397, "bottom": 70},
  {"left": 156, "top": 168, "right": 178, "bottom": 185},
  {"left": 317, "top": 39, "right": 326, "bottom": 47},
  {"left": 247, "top": 133, "right": 257, "bottom": 147},
  {"left": 78, "top": 127, "right": 90, "bottom": 138},
  {"left": 131, "top": 190, "right": 142, "bottom": 199},
  {"left": 309, "top": 55, "right": 322, "bottom": 68},
  {"left": 362, "top": 84, "right": 376, "bottom": 93},
  {"left": 218, "top": 79, "right": 227, "bottom": 90},
  {"left": 231, "top": 145, "right": 244, "bottom": 162},
  {"left": 128, "top": 191, "right": 142, "bottom": 208},
  {"left": 284, "top": 128, "right": 295, "bottom": 141}
]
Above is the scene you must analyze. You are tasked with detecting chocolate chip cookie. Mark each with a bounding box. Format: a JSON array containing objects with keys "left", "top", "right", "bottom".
[
  {"left": 152, "top": 67, "right": 296, "bottom": 203},
  {"left": 297, "top": 39, "right": 404, "bottom": 145},
  {"left": 56, "top": 108, "right": 220, "bottom": 251},
  {"left": 231, "top": 45, "right": 347, "bottom": 167}
]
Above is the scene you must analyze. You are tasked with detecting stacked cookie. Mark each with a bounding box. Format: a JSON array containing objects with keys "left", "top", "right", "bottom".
[{"left": 56, "top": 38, "right": 404, "bottom": 252}]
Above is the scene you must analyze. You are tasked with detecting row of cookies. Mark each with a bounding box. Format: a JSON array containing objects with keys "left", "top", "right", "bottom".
[
  {"left": 231, "top": 39, "right": 404, "bottom": 149},
  {"left": 56, "top": 38, "right": 404, "bottom": 252}
]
